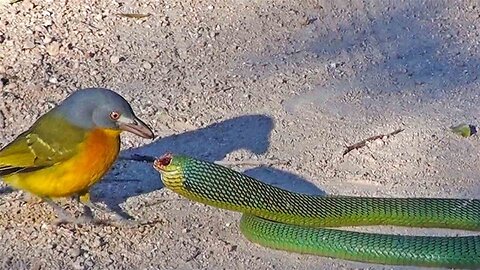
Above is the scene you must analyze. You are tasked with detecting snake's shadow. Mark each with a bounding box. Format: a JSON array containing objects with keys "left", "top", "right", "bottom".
[{"left": 93, "top": 114, "right": 325, "bottom": 218}]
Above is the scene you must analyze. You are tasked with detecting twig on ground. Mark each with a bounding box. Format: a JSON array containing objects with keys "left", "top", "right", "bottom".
[{"left": 343, "top": 128, "right": 404, "bottom": 156}]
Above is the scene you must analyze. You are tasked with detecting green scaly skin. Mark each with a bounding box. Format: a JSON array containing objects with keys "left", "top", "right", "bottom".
[{"left": 153, "top": 154, "right": 480, "bottom": 268}]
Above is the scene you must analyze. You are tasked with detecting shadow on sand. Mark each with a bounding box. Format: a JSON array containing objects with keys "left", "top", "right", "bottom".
[{"left": 93, "top": 114, "right": 325, "bottom": 218}]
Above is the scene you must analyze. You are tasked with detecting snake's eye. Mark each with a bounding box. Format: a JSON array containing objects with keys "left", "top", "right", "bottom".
[{"left": 110, "top": 111, "right": 121, "bottom": 120}]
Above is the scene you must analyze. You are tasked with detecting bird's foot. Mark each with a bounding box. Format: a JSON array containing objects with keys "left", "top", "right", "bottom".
[
  {"left": 44, "top": 198, "right": 86, "bottom": 225},
  {"left": 78, "top": 195, "right": 139, "bottom": 225},
  {"left": 44, "top": 199, "right": 103, "bottom": 226},
  {"left": 75, "top": 194, "right": 164, "bottom": 228}
]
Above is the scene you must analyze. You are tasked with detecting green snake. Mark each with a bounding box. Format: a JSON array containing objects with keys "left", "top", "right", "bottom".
[{"left": 153, "top": 153, "right": 480, "bottom": 268}]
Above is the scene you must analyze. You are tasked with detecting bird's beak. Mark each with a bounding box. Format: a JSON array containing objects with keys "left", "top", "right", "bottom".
[{"left": 118, "top": 116, "right": 155, "bottom": 139}]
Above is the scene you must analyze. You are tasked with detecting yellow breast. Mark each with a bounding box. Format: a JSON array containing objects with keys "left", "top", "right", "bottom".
[{"left": 4, "top": 129, "right": 121, "bottom": 198}]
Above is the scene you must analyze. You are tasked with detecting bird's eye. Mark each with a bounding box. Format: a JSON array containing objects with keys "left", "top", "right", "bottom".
[{"left": 110, "top": 111, "right": 121, "bottom": 120}]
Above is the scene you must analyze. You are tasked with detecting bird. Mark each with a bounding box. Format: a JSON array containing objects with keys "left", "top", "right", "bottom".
[{"left": 0, "top": 88, "right": 155, "bottom": 225}]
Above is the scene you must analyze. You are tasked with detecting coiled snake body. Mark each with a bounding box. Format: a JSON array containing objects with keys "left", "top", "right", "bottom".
[{"left": 153, "top": 153, "right": 480, "bottom": 268}]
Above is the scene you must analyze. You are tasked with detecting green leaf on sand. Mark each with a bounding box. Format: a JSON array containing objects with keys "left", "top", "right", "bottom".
[{"left": 450, "top": 124, "right": 476, "bottom": 138}]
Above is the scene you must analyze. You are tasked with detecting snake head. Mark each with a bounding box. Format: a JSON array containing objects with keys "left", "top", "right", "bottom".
[
  {"left": 153, "top": 153, "right": 189, "bottom": 188},
  {"left": 153, "top": 152, "right": 188, "bottom": 173}
]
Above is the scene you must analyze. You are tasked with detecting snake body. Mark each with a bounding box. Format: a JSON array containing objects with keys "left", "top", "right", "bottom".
[{"left": 153, "top": 153, "right": 480, "bottom": 268}]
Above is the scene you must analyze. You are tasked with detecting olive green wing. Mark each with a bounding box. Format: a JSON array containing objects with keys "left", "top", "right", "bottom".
[{"left": 0, "top": 114, "right": 87, "bottom": 176}]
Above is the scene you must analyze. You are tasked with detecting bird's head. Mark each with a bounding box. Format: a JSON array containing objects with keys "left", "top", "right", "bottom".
[{"left": 55, "top": 88, "right": 155, "bottom": 139}]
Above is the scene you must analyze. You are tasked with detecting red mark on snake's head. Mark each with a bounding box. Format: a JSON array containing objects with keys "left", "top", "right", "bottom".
[{"left": 153, "top": 152, "right": 173, "bottom": 171}]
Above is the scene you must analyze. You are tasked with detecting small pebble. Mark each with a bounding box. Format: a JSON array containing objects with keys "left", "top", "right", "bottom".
[
  {"left": 71, "top": 260, "right": 84, "bottom": 270},
  {"left": 48, "top": 77, "right": 58, "bottom": 84},
  {"left": 22, "top": 0, "right": 34, "bottom": 10},
  {"left": 5, "top": 82, "right": 17, "bottom": 90},
  {"left": 23, "top": 41, "right": 35, "bottom": 49},
  {"left": 92, "top": 237, "right": 103, "bottom": 248},
  {"left": 143, "top": 61, "right": 153, "bottom": 69},
  {"left": 43, "top": 20, "right": 53, "bottom": 27},
  {"left": 68, "top": 247, "right": 82, "bottom": 258},
  {"left": 110, "top": 55, "right": 121, "bottom": 64},
  {"left": 84, "top": 260, "right": 94, "bottom": 268},
  {"left": 43, "top": 36, "right": 52, "bottom": 44},
  {"left": 46, "top": 42, "right": 60, "bottom": 56}
]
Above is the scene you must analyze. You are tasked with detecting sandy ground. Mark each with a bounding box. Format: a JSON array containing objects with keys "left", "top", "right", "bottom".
[{"left": 1, "top": 0, "right": 480, "bottom": 269}]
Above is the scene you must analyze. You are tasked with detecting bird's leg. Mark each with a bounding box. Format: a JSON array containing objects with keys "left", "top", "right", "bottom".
[
  {"left": 73, "top": 194, "right": 95, "bottom": 219},
  {"left": 44, "top": 198, "right": 92, "bottom": 225},
  {"left": 78, "top": 192, "right": 138, "bottom": 226},
  {"left": 78, "top": 192, "right": 112, "bottom": 217}
]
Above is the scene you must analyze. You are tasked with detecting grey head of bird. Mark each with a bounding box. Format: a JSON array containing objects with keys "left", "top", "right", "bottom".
[{"left": 54, "top": 88, "right": 155, "bottom": 139}]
